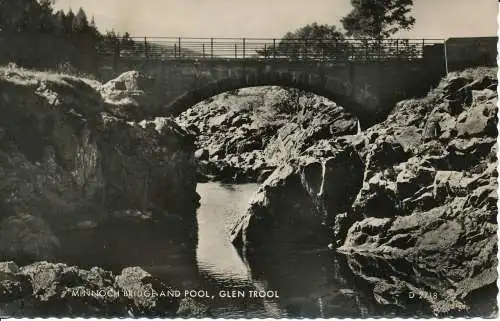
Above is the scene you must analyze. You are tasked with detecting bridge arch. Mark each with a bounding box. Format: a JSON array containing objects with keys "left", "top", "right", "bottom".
[{"left": 162, "top": 71, "right": 377, "bottom": 126}]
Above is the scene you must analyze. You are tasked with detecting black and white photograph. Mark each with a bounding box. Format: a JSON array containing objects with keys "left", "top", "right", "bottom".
[{"left": 0, "top": 0, "right": 497, "bottom": 318}]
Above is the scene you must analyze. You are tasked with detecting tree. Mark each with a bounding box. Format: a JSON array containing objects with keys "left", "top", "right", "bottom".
[
  {"left": 259, "top": 23, "right": 346, "bottom": 60},
  {"left": 97, "top": 30, "right": 121, "bottom": 54},
  {"left": 341, "top": 0, "right": 415, "bottom": 39},
  {"left": 72, "top": 7, "right": 89, "bottom": 33},
  {"left": 120, "top": 32, "right": 134, "bottom": 51},
  {"left": 87, "top": 15, "right": 101, "bottom": 40},
  {"left": 37, "top": 0, "right": 55, "bottom": 31},
  {"left": 0, "top": 0, "right": 54, "bottom": 32},
  {"left": 63, "top": 8, "right": 75, "bottom": 34},
  {"left": 53, "top": 10, "right": 66, "bottom": 34}
]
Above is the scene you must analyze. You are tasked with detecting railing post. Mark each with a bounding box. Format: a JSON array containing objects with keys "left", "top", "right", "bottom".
[
  {"left": 174, "top": 44, "right": 177, "bottom": 58},
  {"left": 202, "top": 43, "right": 205, "bottom": 59},
  {"left": 422, "top": 39, "right": 425, "bottom": 58},
  {"left": 144, "top": 37, "right": 148, "bottom": 59},
  {"left": 273, "top": 38, "right": 276, "bottom": 59},
  {"left": 264, "top": 44, "right": 267, "bottom": 59},
  {"left": 242, "top": 38, "right": 246, "bottom": 59},
  {"left": 304, "top": 39, "right": 308, "bottom": 60},
  {"left": 178, "top": 37, "right": 181, "bottom": 58},
  {"left": 378, "top": 39, "right": 382, "bottom": 61},
  {"left": 114, "top": 39, "right": 120, "bottom": 69},
  {"left": 365, "top": 40, "right": 369, "bottom": 61},
  {"left": 444, "top": 39, "right": 449, "bottom": 74},
  {"left": 210, "top": 38, "right": 214, "bottom": 59},
  {"left": 396, "top": 39, "right": 399, "bottom": 58},
  {"left": 234, "top": 43, "right": 237, "bottom": 59}
]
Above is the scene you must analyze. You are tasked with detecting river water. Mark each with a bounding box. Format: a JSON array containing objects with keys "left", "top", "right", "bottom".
[
  {"left": 190, "top": 182, "right": 497, "bottom": 318},
  {"left": 60, "top": 182, "right": 496, "bottom": 318},
  {"left": 194, "top": 182, "right": 366, "bottom": 318}
]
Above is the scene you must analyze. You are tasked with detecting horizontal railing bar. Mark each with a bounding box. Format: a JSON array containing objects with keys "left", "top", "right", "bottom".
[
  {"left": 127, "top": 36, "right": 445, "bottom": 41},
  {"left": 99, "top": 35, "right": 437, "bottom": 62}
]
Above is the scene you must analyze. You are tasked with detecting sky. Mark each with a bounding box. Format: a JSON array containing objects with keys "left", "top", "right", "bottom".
[{"left": 54, "top": 0, "right": 498, "bottom": 39}]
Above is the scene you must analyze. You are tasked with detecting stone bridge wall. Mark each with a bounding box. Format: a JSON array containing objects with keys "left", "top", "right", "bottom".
[{"left": 101, "top": 57, "right": 444, "bottom": 126}]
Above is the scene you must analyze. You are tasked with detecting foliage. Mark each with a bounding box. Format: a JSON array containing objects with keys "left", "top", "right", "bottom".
[
  {"left": 341, "top": 0, "right": 415, "bottom": 39},
  {"left": 259, "top": 23, "right": 347, "bottom": 59},
  {"left": 0, "top": 0, "right": 140, "bottom": 76}
]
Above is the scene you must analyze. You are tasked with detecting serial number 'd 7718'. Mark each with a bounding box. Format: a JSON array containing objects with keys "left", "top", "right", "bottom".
[{"left": 408, "top": 291, "right": 439, "bottom": 300}]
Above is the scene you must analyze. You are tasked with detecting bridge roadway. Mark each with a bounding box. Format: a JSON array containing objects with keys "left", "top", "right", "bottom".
[{"left": 100, "top": 37, "right": 447, "bottom": 126}]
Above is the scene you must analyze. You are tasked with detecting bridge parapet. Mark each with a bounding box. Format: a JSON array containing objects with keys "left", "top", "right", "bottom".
[
  {"left": 98, "top": 37, "right": 444, "bottom": 62},
  {"left": 94, "top": 37, "right": 450, "bottom": 127}
]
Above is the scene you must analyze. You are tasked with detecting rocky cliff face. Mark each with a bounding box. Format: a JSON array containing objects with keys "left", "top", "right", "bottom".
[
  {"left": 0, "top": 66, "right": 198, "bottom": 263},
  {"left": 337, "top": 67, "right": 498, "bottom": 314},
  {"left": 230, "top": 67, "right": 497, "bottom": 315},
  {"left": 176, "top": 86, "right": 358, "bottom": 183}
]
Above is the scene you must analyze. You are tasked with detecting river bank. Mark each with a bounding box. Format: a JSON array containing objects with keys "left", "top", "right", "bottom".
[{"left": 0, "top": 66, "right": 201, "bottom": 317}]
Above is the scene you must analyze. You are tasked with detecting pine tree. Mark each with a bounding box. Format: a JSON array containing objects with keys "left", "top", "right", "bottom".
[
  {"left": 37, "top": 0, "right": 55, "bottom": 32},
  {"left": 0, "top": 0, "right": 36, "bottom": 32},
  {"left": 53, "top": 10, "right": 66, "bottom": 35},
  {"left": 73, "top": 7, "right": 89, "bottom": 33},
  {"left": 64, "top": 8, "right": 75, "bottom": 34}
]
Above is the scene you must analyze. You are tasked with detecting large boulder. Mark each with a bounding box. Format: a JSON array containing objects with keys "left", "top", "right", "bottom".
[
  {"left": 100, "top": 70, "right": 159, "bottom": 119},
  {"left": 0, "top": 214, "right": 60, "bottom": 263},
  {"left": 231, "top": 142, "right": 363, "bottom": 251},
  {"left": 114, "top": 266, "right": 179, "bottom": 315}
]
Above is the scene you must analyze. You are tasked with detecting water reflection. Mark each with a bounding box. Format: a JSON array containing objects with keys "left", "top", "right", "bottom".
[
  {"left": 195, "top": 182, "right": 496, "bottom": 318},
  {"left": 195, "top": 182, "right": 376, "bottom": 317},
  {"left": 56, "top": 182, "right": 496, "bottom": 318},
  {"left": 196, "top": 182, "right": 254, "bottom": 284}
]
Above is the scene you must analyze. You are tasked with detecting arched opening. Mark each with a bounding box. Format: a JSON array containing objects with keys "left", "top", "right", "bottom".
[
  {"left": 164, "top": 72, "right": 374, "bottom": 127},
  {"left": 175, "top": 85, "right": 359, "bottom": 184}
]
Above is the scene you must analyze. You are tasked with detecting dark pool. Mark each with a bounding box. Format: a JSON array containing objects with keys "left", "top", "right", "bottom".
[{"left": 59, "top": 182, "right": 497, "bottom": 318}]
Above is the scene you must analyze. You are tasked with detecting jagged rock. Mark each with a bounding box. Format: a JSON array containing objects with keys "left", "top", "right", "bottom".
[
  {"left": 231, "top": 143, "right": 363, "bottom": 251},
  {"left": 344, "top": 254, "right": 473, "bottom": 316},
  {"left": 337, "top": 68, "right": 498, "bottom": 315},
  {"left": 456, "top": 94, "right": 497, "bottom": 137},
  {"left": 194, "top": 148, "right": 209, "bottom": 160},
  {"left": 176, "top": 86, "right": 358, "bottom": 183},
  {"left": 115, "top": 267, "right": 179, "bottom": 315},
  {"left": 100, "top": 70, "right": 158, "bottom": 119},
  {"left": 0, "top": 68, "right": 198, "bottom": 263},
  {"left": 0, "top": 214, "right": 60, "bottom": 263},
  {"left": 176, "top": 297, "right": 209, "bottom": 317},
  {"left": 0, "top": 261, "right": 28, "bottom": 304},
  {"left": 0, "top": 261, "right": 204, "bottom": 317},
  {"left": 227, "top": 67, "right": 496, "bottom": 316}
]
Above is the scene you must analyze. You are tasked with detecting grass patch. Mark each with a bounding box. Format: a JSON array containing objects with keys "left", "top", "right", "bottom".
[{"left": 0, "top": 63, "right": 101, "bottom": 90}]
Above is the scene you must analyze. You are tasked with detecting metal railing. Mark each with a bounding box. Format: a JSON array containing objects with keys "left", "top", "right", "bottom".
[{"left": 97, "top": 37, "right": 444, "bottom": 62}]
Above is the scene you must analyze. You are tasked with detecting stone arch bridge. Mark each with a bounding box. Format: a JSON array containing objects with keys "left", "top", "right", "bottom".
[{"left": 100, "top": 37, "right": 447, "bottom": 126}]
